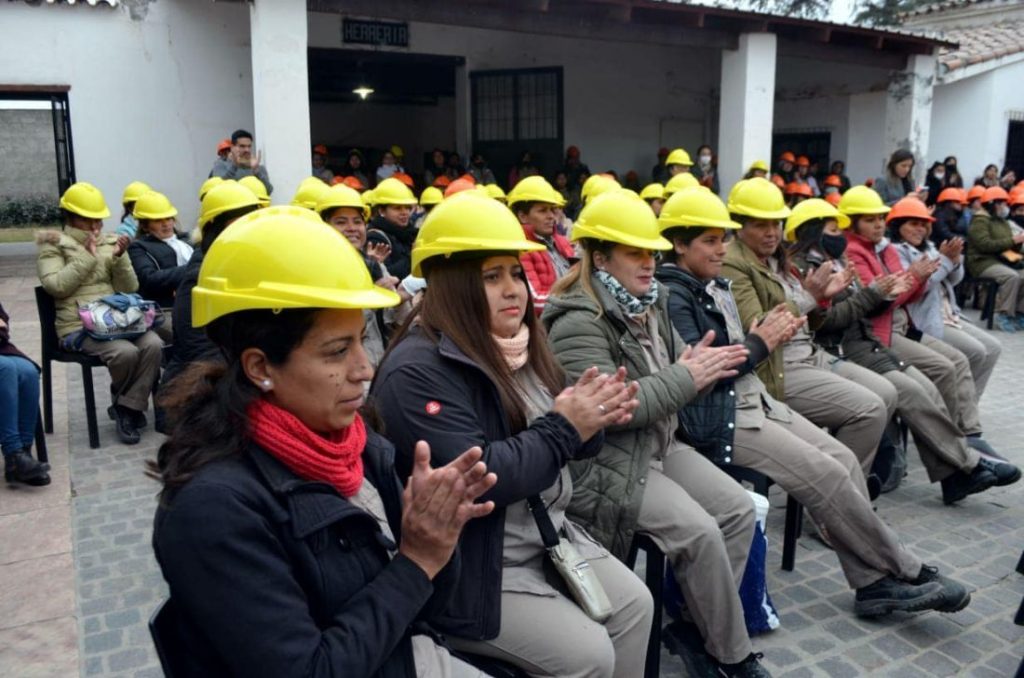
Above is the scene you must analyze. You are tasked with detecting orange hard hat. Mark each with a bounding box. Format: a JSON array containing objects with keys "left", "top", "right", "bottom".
[
  {"left": 785, "top": 182, "right": 812, "bottom": 197},
  {"left": 1009, "top": 187, "right": 1024, "bottom": 206},
  {"left": 392, "top": 172, "right": 415, "bottom": 188},
  {"left": 771, "top": 174, "right": 786, "bottom": 188},
  {"left": 982, "top": 186, "right": 1009, "bottom": 204},
  {"left": 330, "top": 176, "right": 345, "bottom": 185},
  {"left": 216, "top": 138, "right": 231, "bottom": 153},
  {"left": 864, "top": 178, "right": 875, "bottom": 187},
  {"left": 458, "top": 173, "right": 477, "bottom": 185},
  {"left": 886, "top": 196, "right": 934, "bottom": 224},
  {"left": 796, "top": 155, "right": 811, "bottom": 167},
  {"left": 824, "top": 174, "right": 843, "bottom": 188},
  {"left": 313, "top": 144, "right": 329, "bottom": 156},
  {"left": 780, "top": 151, "right": 796, "bottom": 163},
  {"left": 936, "top": 187, "right": 967, "bottom": 205},
  {"left": 342, "top": 175, "right": 365, "bottom": 191},
  {"left": 444, "top": 177, "right": 476, "bottom": 197},
  {"left": 432, "top": 175, "right": 452, "bottom": 188},
  {"left": 966, "top": 185, "right": 986, "bottom": 202},
  {"left": 825, "top": 192, "right": 842, "bottom": 207}
]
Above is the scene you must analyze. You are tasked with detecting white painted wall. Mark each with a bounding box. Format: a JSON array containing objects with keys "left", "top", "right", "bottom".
[
  {"left": 718, "top": 33, "right": 777, "bottom": 196},
  {"left": 846, "top": 91, "right": 888, "bottom": 185},
  {"left": 307, "top": 13, "right": 719, "bottom": 183},
  {"left": 0, "top": 1, "right": 252, "bottom": 231},
  {"left": 930, "top": 59, "right": 1024, "bottom": 182}
]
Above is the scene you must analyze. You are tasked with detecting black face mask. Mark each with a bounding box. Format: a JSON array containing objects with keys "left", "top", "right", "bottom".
[{"left": 820, "top": 233, "right": 847, "bottom": 259}]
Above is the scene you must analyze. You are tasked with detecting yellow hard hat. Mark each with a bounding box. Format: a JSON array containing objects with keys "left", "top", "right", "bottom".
[
  {"left": 484, "top": 183, "right": 507, "bottom": 203},
  {"left": 784, "top": 198, "right": 851, "bottom": 242},
  {"left": 665, "top": 148, "right": 693, "bottom": 167},
  {"left": 121, "top": 181, "right": 152, "bottom": 205},
  {"left": 663, "top": 172, "right": 700, "bottom": 198},
  {"left": 507, "top": 176, "right": 561, "bottom": 207},
  {"left": 198, "top": 176, "right": 224, "bottom": 201},
  {"left": 290, "top": 177, "right": 330, "bottom": 210},
  {"left": 59, "top": 182, "right": 111, "bottom": 219},
  {"left": 573, "top": 189, "right": 672, "bottom": 250},
  {"left": 361, "top": 189, "right": 375, "bottom": 208},
  {"left": 238, "top": 176, "right": 270, "bottom": 207},
  {"left": 658, "top": 187, "right": 740, "bottom": 231},
  {"left": 198, "top": 180, "right": 261, "bottom": 229},
  {"left": 132, "top": 191, "right": 178, "bottom": 220},
  {"left": 373, "top": 177, "right": 418, "bottom": 206},
  {"left": 192, "top": 206, "right": 399, "bottom": 327},
  {"left": 390, "top": 144, "right": 404, "bottom": 159},
  {"left": 748, "top": 159, "right": 769, "bottom": 173},
  {"left": 580, "top": 174, "right": 620, "bottom": 204},
  {"left": 640, "top": 183, "right": 665, "bottom": 201},
  {"left": 316, "top": 184, "right": 369, "bottom": 219},
  {"left": 420, "top": 186, "right": 444, "bottom": 207},
  {"left": 837, "top": 185, "right": 890, "bottom": 217},
  {"left": 727, "top": 177, "right": 791, "bottom": 220},
  {"left": 411, "top": 191, "right": 545, "bottom": 277}
]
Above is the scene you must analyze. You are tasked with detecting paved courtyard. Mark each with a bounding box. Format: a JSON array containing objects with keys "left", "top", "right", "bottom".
[{"left": 1, "top": 248, "right": 1022, "bottom": 677}]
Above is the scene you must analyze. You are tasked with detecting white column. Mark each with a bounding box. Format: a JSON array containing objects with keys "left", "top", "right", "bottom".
[
  {"left": 717, "top": 33, "right": 777, "bottom": 196},
  {"left": 250, "top": 0, "right": 311, "bottom": 201},
  {"left": 882, "top": 53, "right": 936, "bottom": 186}
]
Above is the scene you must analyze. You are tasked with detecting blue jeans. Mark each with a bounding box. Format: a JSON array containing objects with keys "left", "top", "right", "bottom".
[{"left": 0, "top": 355, "right": 40, "bottom": 456}]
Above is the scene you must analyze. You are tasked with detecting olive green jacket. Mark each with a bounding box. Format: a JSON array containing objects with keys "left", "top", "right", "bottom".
[
  {"left": 966, "top": 212, "right": 1019, "bottom": 278},
  {"left": 541, "top": 278, "right": 697, "bottom": 559},
  {"left": 36, "top": 228, "right": 139, "bottom": 338}
]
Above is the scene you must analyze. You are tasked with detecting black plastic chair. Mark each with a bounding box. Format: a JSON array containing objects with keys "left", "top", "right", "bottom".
[
  {"left": 624, "top": 534, "right": 666, "bottom": 678},
  {"left": 35, "top": 286, "right": 103, "bottom": 448},
  {"left": 721, "top": 464, "right": 803, "bottom": 572},
  {"left": 34, "top": 407, "right": 47, "bottom": 464},
  {"left": 955, "top": 277, "right": 998, "bottom": 330}
]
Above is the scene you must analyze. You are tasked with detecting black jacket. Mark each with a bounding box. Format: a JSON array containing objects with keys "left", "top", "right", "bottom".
[
  {"left": 161, "top": 250, "right": 217, "bottom": 385},
  {"left": 371, "top": 215, "right": 416, "bottom": 280},
  {"left": 127, "top": 235, "right": 189, "bottom": 308},
  {"left": 152, "top": 434, "right": 458, "bottom": 678},
  {"left": 371, "top": 328, "right": 601, "bottom": 640},
  {"left": 655, "top": 265, "right": 769, "bottom": 462},
  {"left": 931, "top": 203, "right": 968, "bottom": 246}
]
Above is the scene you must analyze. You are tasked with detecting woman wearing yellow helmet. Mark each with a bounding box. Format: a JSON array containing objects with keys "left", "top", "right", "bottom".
[
  {"left": 373, "top": 192, "right": 652, "bottom": 678},
  {"left": 151, "top": 207, "right": 497, "bottom": 677},
  {"left": 544, "top": 190, "right": 766, "bottom": 675},
  {"left": 116, "top": 180, "right": 152, "bottom": 238}
]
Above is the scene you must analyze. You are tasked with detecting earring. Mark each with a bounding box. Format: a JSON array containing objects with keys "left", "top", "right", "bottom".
[{"left": 261, "top": 379, "right": 272, "bottom": 390}]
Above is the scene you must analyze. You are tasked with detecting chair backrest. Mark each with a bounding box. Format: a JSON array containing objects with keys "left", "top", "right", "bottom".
[
  {"left": 148, "top": 598, "right": 184, "bottom": 678},
  {"left": 33, "top": 286, "right": 60, "bottom": 359}
]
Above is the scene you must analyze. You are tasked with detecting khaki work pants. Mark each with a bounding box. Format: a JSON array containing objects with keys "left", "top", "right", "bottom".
[
  {"left": 879, "top": 365, "right": 979, "bottom": 482},
  {"left": 78, "top": 330, "right": 163, "bottom": 412},
  {"left": 934, "top": 324, "right": 1002, "bottom": 398},
  {"left": 447, "top": 553, "right": 654, "bottom": 678},
  {"left": 892, "top": 334, "right": 981, "bottom": 436},
  {"left": 977, "top": 263, "right": 1024, "bottom": 317},
  {"left": 783, "top": 358, "right": 893, "bottom": 477},
  {"left": 730, "top": 411, "right": 922, "bottom": 590},
  {"left": 636, "top": 449, "right": 756, "bottom": 664}
]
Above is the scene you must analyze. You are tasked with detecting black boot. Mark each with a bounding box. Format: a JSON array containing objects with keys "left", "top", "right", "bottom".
[
  {"left": 4, "top": 450, "right": 51, "bottom": 486},
  {"left": 108, "top": 404, "right": 147, "bottom": 429},
  {"left": 976, "top": 457, "right": 1021, "bottom": 487},
  {"left": 661, "top": 620, "right": 718, "bottom": 677},
  {"left": 854, "top": 576, "right": 946, "bottom": 618},
  {"left": 112, "top": 405, "right": 141, "bottom": 445},
  {"left": 716, "top": 653, "right": 772, "bottom": 677},
  {"left": 941, "top": 465, "right": 998, "bottom": 505},
  {"left": 908, "top": 565, "right": 971, "bottom": 612}
]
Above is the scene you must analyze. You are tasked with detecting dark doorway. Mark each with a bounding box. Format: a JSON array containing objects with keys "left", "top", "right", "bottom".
[
  {"left": 307, "top": 48, "right": 463, "bottom": 182},
  {"left": 772, "top": 130, "right": 832, "bottom": 176},
  {"left": 1005, "top": 120, "right": 1024, "bottom": 183},
  {"left": 471, "top": 67, "right": 564, "bottom": 188},
  {"left": 0, "top": 88, "right": 75, "bottom": 198}
]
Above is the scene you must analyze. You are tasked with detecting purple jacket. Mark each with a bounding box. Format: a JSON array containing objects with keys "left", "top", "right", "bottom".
[{"left": 0, "top": 303, "right": 38, "bottom": 369}]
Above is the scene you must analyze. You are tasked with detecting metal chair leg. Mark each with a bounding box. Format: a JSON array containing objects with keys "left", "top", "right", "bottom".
[
  {"left": 782, "top": 496, "right": 802, "bottom": 572},
  {"left": 642, "top": 539, "right": 663, "bottom": 678},
  {"left": 34, "top": 410, "right": 48, "bottom": 464},
  {"left": 82, "top": 365, "right": 100, "bottom": 449},
  {"left": 42, "top": 358, "right": 54, "bottom": 433}
]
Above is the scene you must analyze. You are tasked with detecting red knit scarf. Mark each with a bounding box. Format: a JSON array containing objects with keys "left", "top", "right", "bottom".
[{"left": 248, "top": 398, "right": 367, "bottom": 498}]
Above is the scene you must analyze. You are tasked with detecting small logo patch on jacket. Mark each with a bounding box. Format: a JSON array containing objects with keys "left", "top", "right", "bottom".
[{"left": 425, "top": 401, "right": 442, "bottom": 415}]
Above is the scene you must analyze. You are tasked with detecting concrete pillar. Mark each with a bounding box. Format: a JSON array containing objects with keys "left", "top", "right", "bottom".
[
  {"left": 249, "top": 0, "right": 311, "bottom": 201},
  {"left": 882, "top": 53, "right": 936, "bottom": 186},
  {"left": 717, "top": 33, "right": 777, "bottom": 197}
]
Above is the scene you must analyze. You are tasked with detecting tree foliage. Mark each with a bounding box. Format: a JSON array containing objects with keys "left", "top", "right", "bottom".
[{"left": 744, "top": 0, "right": 936, "bottom": 25}]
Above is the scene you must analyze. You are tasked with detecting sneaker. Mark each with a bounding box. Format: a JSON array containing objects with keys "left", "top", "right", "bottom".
[
  {"left": 909, "top": 565, "right": 971, "bottom": 613},
  {"left": 4, "top": 450, "right": 51, "bottom": 486},
  {"left": 995, "top": 313, "right": 1017, "bottom": 332},
  {"left": 717, "top": 653, "right": 772, "bottom": 678},
  {"left": 940, "top": 465, "right": 998, "bottom": 504},
  {"left": 854, "top": 576, "right": 945, "bottom": 618},
  {"left": 113, "top": 406, "right": 141, "bottom": 445},
  {"left": 976, "top": 457, "right": 1022, "bottom": 487},
  {"left": 662, "top": 620, "right": 718, "bottom": 677}
]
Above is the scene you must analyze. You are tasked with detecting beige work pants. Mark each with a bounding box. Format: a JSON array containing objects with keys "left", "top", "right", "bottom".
[
  {"left": 447, "top": 554, "right": 653, "bottom": 678},
  {"left": 977, "top": 263, "right": 1024, "bottom": 317},
  {"left": 78, "top": 330, "right": 163, "bottom": 412},
  {"left": 730, "top": 411, "right": 922, "bottom": 590},
  {"left": 892, "top": 333, "right": 981, "bottom": 436},
  {"left": 636, "top": 449, "right": 755, "bottom": 664},
  {"left": 937, "top": 324, "right": 1002, "bottom": 398}
]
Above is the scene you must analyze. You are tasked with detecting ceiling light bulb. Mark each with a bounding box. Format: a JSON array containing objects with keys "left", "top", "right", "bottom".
[{"left": 353, "top": 86, "right": 374, "bottom": 100}]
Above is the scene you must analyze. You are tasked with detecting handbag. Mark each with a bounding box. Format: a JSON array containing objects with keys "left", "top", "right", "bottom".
[
  {"left": 527, "top": 494, "right": 613, "bottom": 622},
  {"left": 78, "top": 293, "right": 162, "bottom": 341}
]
